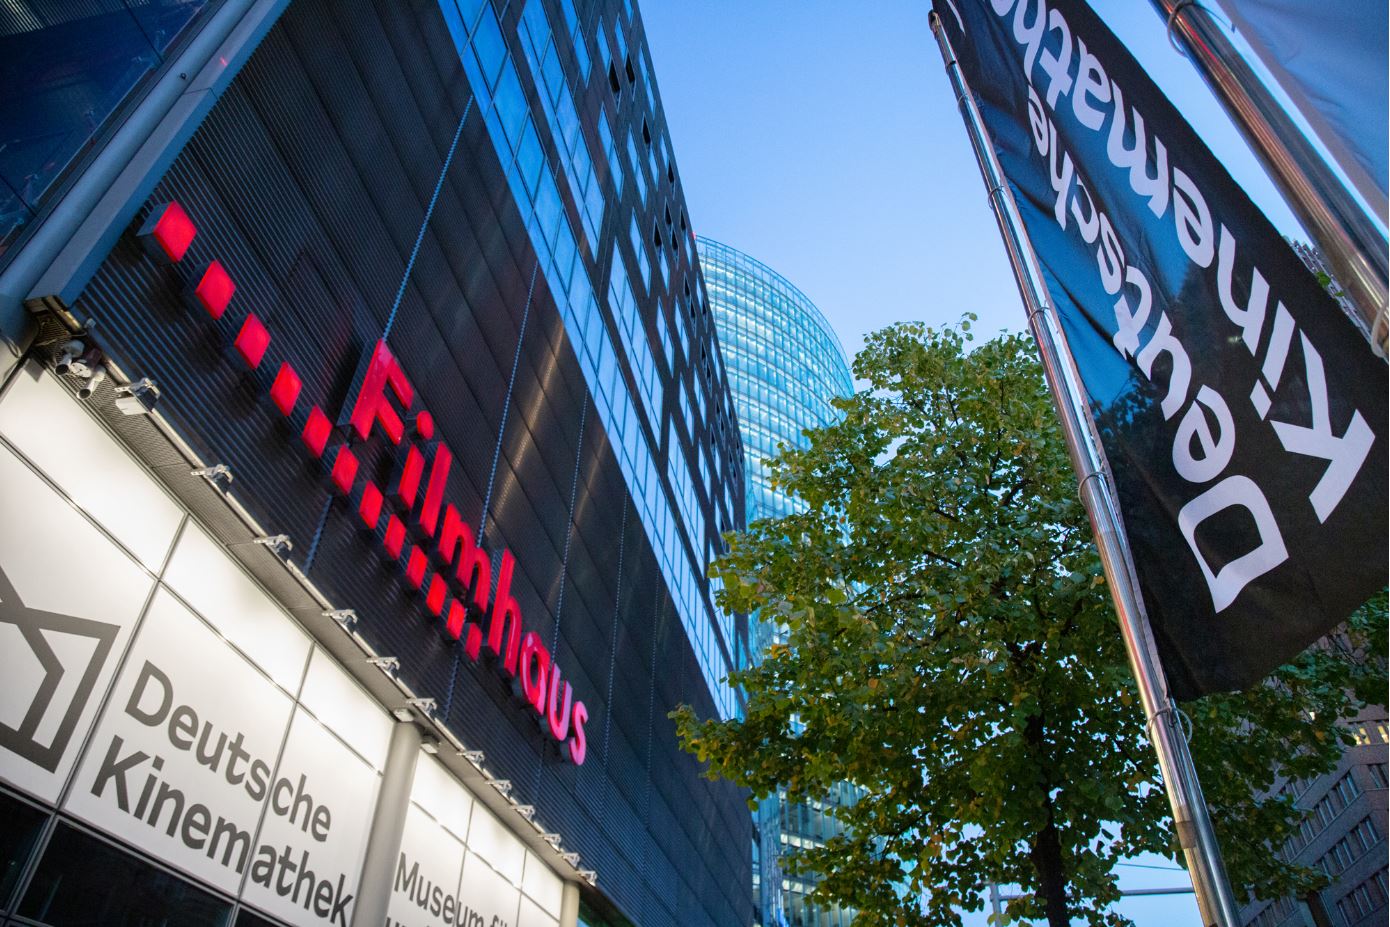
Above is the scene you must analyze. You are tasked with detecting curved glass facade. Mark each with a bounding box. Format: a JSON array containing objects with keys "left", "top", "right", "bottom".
[
  {"left": 698, "top": 237, "right": 852, "bottom": 524},
  {"left": 698, "top": 237, "right": 855, "bottom": 927}
]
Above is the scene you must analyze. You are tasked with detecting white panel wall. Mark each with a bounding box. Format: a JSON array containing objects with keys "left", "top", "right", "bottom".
[{"left": 0, "top": 362, "right": 577, "bottom": 927}]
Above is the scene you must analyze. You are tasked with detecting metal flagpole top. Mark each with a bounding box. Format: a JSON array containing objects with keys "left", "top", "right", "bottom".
[
  {"left": 1155, "top": 0, "right": 1390, "bottom": 355},
  {"left": 927, "top": 11, "right": 1242, "bottom": 927}
]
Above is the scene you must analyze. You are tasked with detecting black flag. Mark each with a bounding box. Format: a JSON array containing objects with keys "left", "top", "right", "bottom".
[{"left": 935, "top": 0, "right": 1387, "bottom": 698}]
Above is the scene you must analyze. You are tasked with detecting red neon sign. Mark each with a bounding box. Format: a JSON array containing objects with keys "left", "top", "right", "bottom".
[{"left": 138, "top": 201, "right": 589, "bottom": 764}]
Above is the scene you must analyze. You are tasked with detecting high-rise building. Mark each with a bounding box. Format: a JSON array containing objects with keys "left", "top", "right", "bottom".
[
  {"left": 0, "top": 2, "right": 753, "bottom": 926},
  {"left": 698, "top": 237, "right": 855, "bottom": 927}
]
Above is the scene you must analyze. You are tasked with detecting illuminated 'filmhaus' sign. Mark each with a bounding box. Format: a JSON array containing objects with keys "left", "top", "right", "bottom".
[{"left": 136, "top": 201, "right": 589, "bottom": 765}]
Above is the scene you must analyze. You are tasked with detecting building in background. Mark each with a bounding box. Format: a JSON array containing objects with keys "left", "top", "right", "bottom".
[
  {"left": 1238, "top": 708, "right": 1388, "bottom": 927},
  {"left": 0, "top": 2, "right": 752, "bottom": 926},
  {"left": 698, "top": 237, "right": 855, "bottom": 927}
]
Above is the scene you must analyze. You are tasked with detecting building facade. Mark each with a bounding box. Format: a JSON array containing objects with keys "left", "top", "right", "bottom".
[
  {"left": 0, "top": 2, "right": 752, "bottom": 927},
  {"left": 697, "top": 238, "right": 855, "bottom": 927},
  {"left": 1238, "top": 706, "right": 1388, "bottom": 927}
]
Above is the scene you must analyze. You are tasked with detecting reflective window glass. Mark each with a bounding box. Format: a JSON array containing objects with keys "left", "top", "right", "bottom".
[
  {"left": 19, "top": 823, "right": 231, "bottom": 926},
  {"left": 233, "top": 909, "right": 280, "bottom": 927},
  {"left": 0, "top": 789, "right": 46, "bottom": 910},
  {"left": 471, "top": 7, "right": 508, "bottom": 91},
  {"left": 493, "top": 63, "right": 529, "bottom": 149},
  {"left": 0, "top": 1, "right": 211, "bottom": 255},
  {"left": 455, "top": 0, "right": 486, "bottom": 33},
  {"left": 516, "top": 120, "right": 545, "bottom": 197}
]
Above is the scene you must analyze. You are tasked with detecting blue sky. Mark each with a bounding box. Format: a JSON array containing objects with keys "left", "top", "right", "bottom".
[
  {"left": 641, "top": 0, "right": 1303, "bottom": 363},
  {"left": 636, "top": 1, "right": 1313, "bottom": 922}
]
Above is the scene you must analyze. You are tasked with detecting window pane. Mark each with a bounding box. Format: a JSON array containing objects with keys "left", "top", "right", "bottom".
[
  {"left": 493, "top": 63, "right": 528, "bottom": 150},
  {"left": 0, "top": 789, "right": 47, "bottom": 910},
  {"left": 1, "top": 11, "right": 125, "bottom": 206},
  {"left": 233, "top": 908, "right": 280, "bottom": 927},
  {"left": 471, "top": 8, "right": 508, "bottom": 91},
  {"left": 19, "top": 823, "right": 230, "bottom": 927}
]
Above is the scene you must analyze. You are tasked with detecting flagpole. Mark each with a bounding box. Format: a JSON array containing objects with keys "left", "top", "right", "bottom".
[
  {"left": 928, "top": 13, "right": 1242, "bottom": 927},
  {"left": 1154, "top": 0, "right": 1389, "bottom": 355}
]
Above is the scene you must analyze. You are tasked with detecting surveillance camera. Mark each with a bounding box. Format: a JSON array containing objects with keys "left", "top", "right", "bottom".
[
  {"left": 78, "top": 365, "right": 106, "bottom": 400},
  {"left": 53, "top": 340, "right": 85, "bottom": 375}
]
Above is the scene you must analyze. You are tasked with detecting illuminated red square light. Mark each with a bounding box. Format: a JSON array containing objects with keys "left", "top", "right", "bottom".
[
  {"left": 464, "top": 624, "right": 483, "bottom": 660},
  {"left": 234, "top": 314, "right": 270, "bottom": 369},
  {"left": 138, "top": 201, "right": 197, "bottom": 263},
  {"left": 301, "top": 406, "right": 331, "bottom": 457},
  {"left": 330, "top": 446, "right": 358, "bottom": 494},
  {"left": 384, "top": 516, "right": 406, "bottom": 559},
  {"left": 405, "top": 547, "right": 428, "bottom": 589},
  {"left": 193, "top": 261, "right": 235, "bottom": 319},
  {"left": 426, "top": 574, "right": 447, "bottom": 615},
  {"left": 358, "top": 481, "right": 384, "bottom": 529},
  {"left": 269, "top": 362, "right": 302, "bottom": 416},
  {"left": 446, "top": 600, "right": 466, "bottom": 640}
]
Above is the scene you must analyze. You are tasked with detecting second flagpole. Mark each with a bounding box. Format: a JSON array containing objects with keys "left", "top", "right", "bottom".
[{"left": 927, "top": 11, "right": 1242, "bottom": 927}]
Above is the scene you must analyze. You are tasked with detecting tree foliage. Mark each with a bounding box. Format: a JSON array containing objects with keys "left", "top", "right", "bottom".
[{"left": 673, "top": 321, "right": 1386, "bottom": 927}]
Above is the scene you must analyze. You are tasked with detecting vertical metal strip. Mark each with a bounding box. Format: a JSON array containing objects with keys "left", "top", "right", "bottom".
[
  {"left": 532, "top": 400, "right": 588, "bottom": 793},
  {"left": 928, "top": 13, "right": 1241, "bottom": 927},
  {"left": 478, "top": 261, "right": 541, "bottom": 546},
  {"left": 599, "top": 503, "right": 628, "bottom": 792},
  {"left": 550, "top": 400, "right": 589, "bottom": 655},
  {"left": 382, "top": 96, "right": 475, "bottom": 341}
]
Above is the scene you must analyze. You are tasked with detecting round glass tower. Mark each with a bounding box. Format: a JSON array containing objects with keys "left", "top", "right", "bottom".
[
  {"left": 697, "top": 237, "right": 853, "bottom": 524},
  {"left": 698, "top": 236, "right": 856, "bottom": 927}
]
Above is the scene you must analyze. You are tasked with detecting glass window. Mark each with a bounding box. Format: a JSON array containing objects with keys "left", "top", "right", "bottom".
[
  {"left": 535, "top": 172, "right": 564, "bottom": 247},
  {"left": 554, "top": 223, "right": 577, "bottom": 294},
  {"left": 492, "top": 63, "right": 529, "bottom": 149},
  {"left": 19, "top": 823, "right": 231, "bottom": 926},
  {"left": 439, "top": 0, "right": 473, "bottom": 50},
  {"left": 519, "top": 0, "right": 548, "bottom": 58},
  {"left": 556, "top": 94, "right": 581, "bottom": 155},
  {"left": 626, "top": 135, "right": 645, "bottom": 205},
  {"left": 471, "top": 7, "right": 508, "bottom": 92},
  {"left": 629, "top": 218, "right": 650, "bottom": 290},
  {"left": 455, "top": 0, "right": 486, "bottom": 33},
  {"left": 0, "top": 789, "right": 46, "bottom": 910},
  {"left": 612, "top": 22, "right": 628, "bottom": 64},
  {"left": 572, "top": 33, "right": 591, "bottom": 82},
  {"left": 598, "top": 115, "right": 622, "bottom": 191},
  {"left": 541, "top": 45, "right": 565, "bottom": 105},
  {"left": 233, "top": 909, "right": 280, "bottom": 927},
  {"left": 0, "top": 1, "right": 212, "bottom": 256},
  {"left": 595, "top": 27, "right": 612, "bottom": 71},
  {"left": 516, "top": 120, "right": 545, "bottom": 198}
]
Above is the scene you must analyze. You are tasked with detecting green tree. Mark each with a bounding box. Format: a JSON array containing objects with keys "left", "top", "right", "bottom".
[{"left": 674, "top": 321, "right": 1386, "bottom": 927}]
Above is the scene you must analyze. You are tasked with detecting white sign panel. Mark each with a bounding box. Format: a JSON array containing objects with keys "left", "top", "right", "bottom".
[
  {"left": 466, "top": 805, "right": 525, "bottom": 887},
  {"left": 241, "top": 709, "right": 382, "bottom": 927},
  {"left": 163, "top": 522, "right": 312, "bottom": 694},
  {"left": 297, "top": 648, "right": 392, "bottom": 773},
  {"left": 0, "top": 440, "right": 156, "bottom": 804},
  {"left": 64, "top": 588, "right": 296, "bottom": 895},
  {"left": 520, "top": 853, "right": 563, "bottom": 921},
  {"left": 517, "top": 896, "right": 558, "bottom": 927},
  {"left": 459, "top": 851, "right": 522, "bottom": 927},
  {"left": 0, "top": 361, "right": 182, "bottom": 570},
  {"left": 388, "top": 803, "right": 467, "bottom": 927}
]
